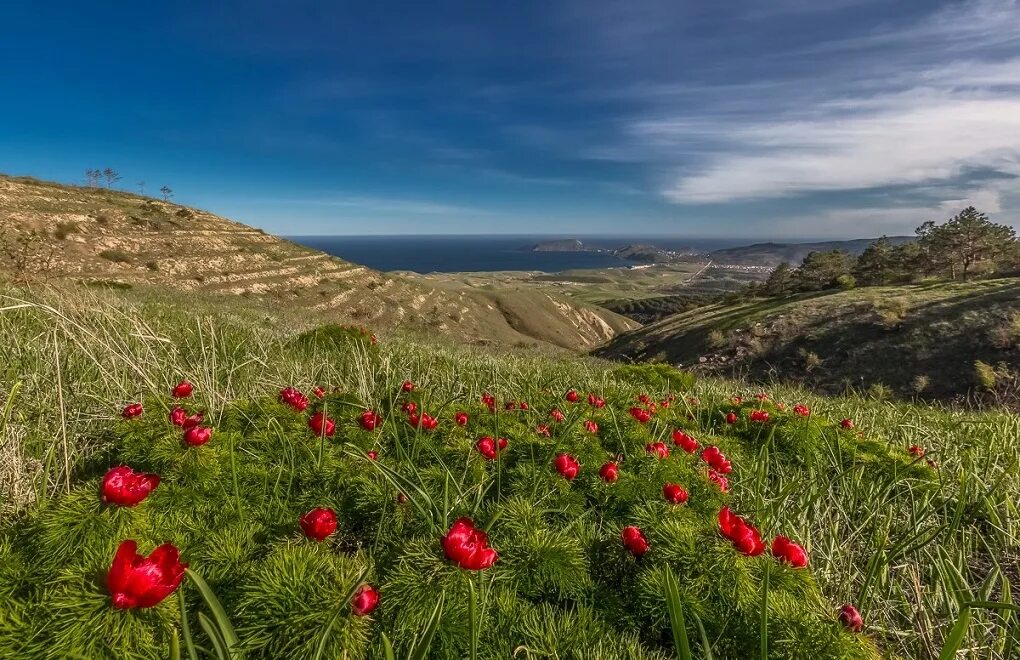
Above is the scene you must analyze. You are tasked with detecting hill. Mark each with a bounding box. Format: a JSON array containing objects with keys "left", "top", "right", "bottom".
[
  {"left": 710, "top": 237, "right": 914, "bottom": 267},
  {"left": 1, "top": 280, "right": 1017, "bottom": 658},
  {"left": 597, "top": 279, "right": 1020, "bottom": 403},
  {"left": 0, "top": 175, "right": 636, "bottom": 350}
]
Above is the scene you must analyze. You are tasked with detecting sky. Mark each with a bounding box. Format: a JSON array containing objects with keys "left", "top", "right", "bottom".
[{"left": 2, "top": 0, "right": 1020, "bottom": 238}]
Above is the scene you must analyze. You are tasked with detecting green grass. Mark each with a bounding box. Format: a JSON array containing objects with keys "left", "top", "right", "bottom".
[{"left": 1, "top": 282, "right": 1018, "bottom": 658}]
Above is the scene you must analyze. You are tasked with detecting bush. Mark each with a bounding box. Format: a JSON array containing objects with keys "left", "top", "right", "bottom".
[
  {"left": 836, "top": 274, "right": 856, "bottom": 290},
  {"left": 98, "top": 249, "right": 133, "bottom": 264},
  {"left": 54, "top": 221, "right": 78, "bottom": 240}
]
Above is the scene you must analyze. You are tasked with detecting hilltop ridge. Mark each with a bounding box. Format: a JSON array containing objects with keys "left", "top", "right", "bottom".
[{"left": 0, "top": 175, "right": 636, "bottom": 349}]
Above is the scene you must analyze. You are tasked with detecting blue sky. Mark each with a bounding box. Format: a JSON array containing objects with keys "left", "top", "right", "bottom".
[{"left": 2, "top": 0, "right": 1019, "bottom": 238}]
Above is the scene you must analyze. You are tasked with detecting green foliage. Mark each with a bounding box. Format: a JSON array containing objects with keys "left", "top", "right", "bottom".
[{"left": 609, "top": 363, "right": 696, "bottom": 392}]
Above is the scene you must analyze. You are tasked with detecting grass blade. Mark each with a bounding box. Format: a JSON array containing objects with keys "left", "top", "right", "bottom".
[
  {"left": 186, "top": 569, "right": 240, "bottom": 657},
  {"left": 408, "top": 592, "right": 446, "bottom": 660},
  {"left": 662, "top": 566, "right": 692, "bottom": 660}
]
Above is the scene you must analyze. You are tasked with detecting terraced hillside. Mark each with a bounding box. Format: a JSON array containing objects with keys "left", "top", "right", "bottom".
[
  {"left": 598, "top": 279, "right": 1020, "bottom": 403},
  {"left": 0, "top": 175, "right": 636, "bottom": 349}
]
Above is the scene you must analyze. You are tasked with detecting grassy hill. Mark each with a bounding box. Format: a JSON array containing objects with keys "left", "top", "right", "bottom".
[
  {"left": 0, "top": 175, "right": 636, "bottom": 350},
  {"left": 0, "top": 280, "right": 1017, "bottom": 658},
  {"left": 710, "top": 237, "right": 914, "bottom": 267},
  {"left": 598, "top": 279, "right": 1020, "bottom": 404}
]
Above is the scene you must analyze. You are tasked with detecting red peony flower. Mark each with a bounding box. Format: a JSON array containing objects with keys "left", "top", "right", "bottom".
[
  {"left": 183, "top": 427, "right": 212, "bottom": 446},
  {"left": 707, "top": 469, "right": 729, "bottom": 493},
  {"left": 593, "top": 397, "right": 606, "bottom": 409},
  {"left": 401, "top": 401, "right": 418, "bottom": 415},
  {"left": 839, "top": 604, "right": 863, "bottom": 633},
  {"left": 599, "top": 461, "right": 619, "bottom": 482},
  {"left": 313, "top": 386, "right": 326, "bottom": 399},
  {"left": 481, "top": 392, "right": 496, "bottom": 412},
  {"left": 351, "top": 584, "right": 380, "bottom": 616},
  {"left": 520, "top": 401, "right": 530, "bottom": 411},
  {"left": 172, "top": 380, "right": 193, "bottom": 398},
  {"left": 360, "top": 410, "right": 382, "bottom": 431},
  {"left": 442, "top": 518, "right": 498, "bottom": 570},
  {"left": 107, "top": 540, "right": 187, "bottom": 609},
  {"left": 672, "top": 430, "right": 699, "bottom": 453},
  {"left": 750, "top": 410, "right": 770, "bottom": 423},
  {"left": 409, "top": 412, "right": 438, "bottom": 431},
  {"left": 908, "top": 444, "right": 925, "bottom": 458},
  {"left": 629, "top": 407, "right": 652, "bottom": 424},
  {"left": 504, "top": 401, "right": 516, "bottom": 411},
  {"left": 701, "top": 446, "right": 732, "bottom": 474},
  {"left": 397, "top": 492, "right": 407, "bottom": 503},
  {"left": 584, "top": 420, "right": 599, "bottom": 434},
  {"left": 645, "top": 442, "right": 669, "bottom": 459},
  {"left": 536, "top": 424, "right": 551, "bottom": 438},
  {"left": 587, "top": 392, "right": 597, "bottom": 405},
  {"left": 725, "top": 411, "right": 738, "bottom": 424},
  {"left": 121, "top": 403, "right": 143, "bottom": 419},
  {"left": 793, "top": 404, "right": 810, "bottom": 417},
  {"left": 101, "top": 466, "right": 160, "bottom": 506},
  {"left": 756, "top": 392, "right": 769, "bottom": 401},
  {"left": 840, "top": 418, "right": 854, "bottom": 429},
  {"left": 169, "top": 406, "right": 187, "bottom": 426},
  {"left": 367, "top": 450, "right": 378, "bottom": 460},
  {"left": 300, "top": 507, "right": 337, "bottom": 541},
  {"left": 455, "top": 411, "right": 469, "bottom": 426},
  {"left": 732, "top": 396, "right": 743, "bottom": 405},
  {"left": 771, "top": 535, "right": 808, "bottom": 568},
  {"left": 620, "top": 525, "right": 649, "bottom": 557},
  {"left": 718, "top": 507, "right": 765, "bottom": 556},
  {"left": 662, "top": 483, "right": 688, "bottom": 504},
  {"left": 566, "top": 389, "right": 579, "bottom": 402},
  {"left": 550, "top": 408, "right": 565, "bottom": 423},
  {"left": 279, "top": 387, "right": 309, "bottom": 412},
  {"left": 476, "top": 436, "right": 507, "bottom": 460},
  {"left": 554, "top": 453, "right": 580, "bottom": 480},
  {"left": 401, "top": 380, "right": 415, "bottom": 392},
  {"left": 308, "top": 412, "right": 336, "bottom": 437}
]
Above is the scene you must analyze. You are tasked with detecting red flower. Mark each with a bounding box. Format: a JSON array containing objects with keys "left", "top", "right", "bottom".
[
  {"left": 454, "top": 411, "right": 469, "bottom": 426},
  {"left": 750, "top": 410, "right": 770, "bottom": 423},
  {"left": 662, "top": 483, "right": 688, "bottom": 504},
  {"left": 536, "top": 424, "right": 551, "bottom": 438},
  {"left": 408, "top": 412, "right": 438, "bottom": 431},
  {"left": 367, "top": 450, "right": 378, "bottom": 460},
  {"left": 725, "top": 411, "right": 738, "bottom": 424},
  {"left": 566, "top": 389, "right": 579, "bottom": 402},
  {"left": 707, "top": 469, "right": 729, "bottom": 493},
  {"left": 793, "top": 404, "right": 810, "bottom": 417},
  {"left": 476, "top": 436, "right": 507, "bottom": 460},
  {"left": 584, "top": 420, "right": 599, "bottom": 434},
  {"left": 401, "top": 401, "right": 418, "bottom": 415},
  {"left": 660, "top": 399, "right": 670, "bottom": 409},
  {"left": 313, "top": 386, "right": 326, "bottom": 399},
  {"left": 397, "top": 492, "right": 407, "bottom": 503},
  {"left": 839, "top": 604, "right": 863, "bottom": 633},
  {"left": 107, "top": 540, "right": 186, "bottom": 610},
  {"left": 701, "top": 446, "right": 732, "bottom": 474},
  {"left": 121, "top": 403, "right": 143, "bottom": 419},
  {"left": 629, "top": 407, "right": 652, "bottom": 424},
  {"left": 351, "top": 584, "right": 380, "bottom": 616},
  {"left": 308, "top": 412, "right": 336, "bottom": 437},
  {"left": 620, "top": 525, "right": 649, "bottom": 557},
  {"left": 593, "top": 397, "right": 606, "bottom": 408},
  {"left": 519, "top": 401, "right": 530, "bottom": 411},
  {"left": 732, "top": 396, "right": 743, "bottom": 405},
  {"left": 481, "top": 392, "right": 496, "bottom": 412},
  {"left": 442, "top": 518, "right": 498, "bottom": 570},
  {"left": 672, "top": 430, "right": 699, "bottom": 453},
  {"left": 718, "top": 507, "right": 765, "bottom": 556},
  {"left": 401, "top": 380, "right": 415, "bottom": 392},
  {"left": 599, "top": 461, "right": 619, "bottom": 482},
  {"left": 300, "top": 507, "right": 337, "bottom": 542},
  {"left": 279, "top": 387, "right": 309, "bottom": 412},
  {"left": 840, "top": 418, "right": 854, "bottom": 429},
  {"left": 550, "top": 408, "right": 565, "bottom": 423},
  {"left": 171, "top": 380, "right": 193, "bottom": 398},
  {"left": 645, "top": 442, "right": 669, "bottom": 459},
  {"left": 587, "top": 392, "right": 597, "bottom": 405},
  {"left": 101, "top": 466, "right": 160, "bottom": 506},
  {"left": 908, "top": 444, "right": 925, "bottom": 458},
  {"left": 360, "top": 410, "right": 382, "bottom": 431},
  {"left": 183, "top": 427, "right": 212, "bottom": 446},
  {"left": 771, "top": 535, "right": 808, "bottom": 568},
  {"left": 755, "top": 392, "right": 769, "bottom": 401},
  {"left": 170, "top": 407, "right": 203, "bottom": 429},
  {"left": 504, "top": 401, "right": 516, "bottom": 411},
  {"left": 554, "top": 453, "right": 580, "bottom": 480}
]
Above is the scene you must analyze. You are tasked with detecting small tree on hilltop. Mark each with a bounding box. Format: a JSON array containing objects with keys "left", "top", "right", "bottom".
[
  {"left": 102, "top": 168, "right": 122, "bottom": 189},
  {"left": 84, "top": 169, "right": 101, "bottom": 187},
  {"left": 796, "top": 250, "right": 854, "bottom": 291},
  {"left": 136, "top": 181, "right": 145, "bottom": 195},
  {"left": 160, "top": 186, "right": 173, "bottom": 202},
  {"left": 853, "top": 236, "right": 896, "bottom": 286},
  {"left": 917, "top": 207, "right": 1016, "bottom": 279},
  {"left": 763, "top": 262, "right": 796, "bottom": 295}
]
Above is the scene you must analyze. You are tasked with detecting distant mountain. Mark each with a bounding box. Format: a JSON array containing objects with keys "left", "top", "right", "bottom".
[
  {"left": 530, "top": 239, "right": 587, "bottom": 252},
  {"left": 709, "top": 237, "right": 914, "bottom": 267},
  {"left": 612, "top": 244, "right": 697, "bottom": 263}
]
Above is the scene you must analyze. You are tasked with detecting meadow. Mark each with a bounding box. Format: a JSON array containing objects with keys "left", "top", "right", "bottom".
[{"left": 1, "top": 282, "right": 1018, "bottom": 659}]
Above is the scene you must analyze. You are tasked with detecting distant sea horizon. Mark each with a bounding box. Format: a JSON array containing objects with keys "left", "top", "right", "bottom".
[{"left": 286, "top": 234, "right": 814, "bottom": 274}]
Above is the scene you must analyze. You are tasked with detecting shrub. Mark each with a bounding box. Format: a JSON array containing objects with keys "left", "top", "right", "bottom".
[
  {"left": 707, "top": 329, "right": 727, "bottom": 349},
  {"left": 144, "top": 260, "right": 159, "bottom": 272},
  {"left": 836, "top": 274, "right": 856, "bottom": 290},
  {"left": 975, "top": 360, "right": 999, "bottom": 390},
  {"left": 911, "top": 374, "right": 930, "bottom": 393},
  {"left": 802, "top": 350, "right": 822, "bottom": 372},
  {"left": 98, "top": 249, "right": 133, "bottom": 264},
  {"left": 54, "top": 221, "right": 78, "bottom": 240}
]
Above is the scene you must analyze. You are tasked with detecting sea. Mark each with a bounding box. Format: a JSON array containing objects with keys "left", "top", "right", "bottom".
[{"left": 287, "top": 235, "right": 753, "bottom": 274}]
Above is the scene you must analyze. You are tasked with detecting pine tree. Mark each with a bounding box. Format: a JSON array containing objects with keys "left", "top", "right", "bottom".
[
  {"left": 916, "top": 207, "right": 1016, "bottom": 279},
  {"left": 852, "top": 237, "right": 895, "bottom": 286},
  {"left": 763, "top": 262, "right": 796, "bottom": 296}
]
